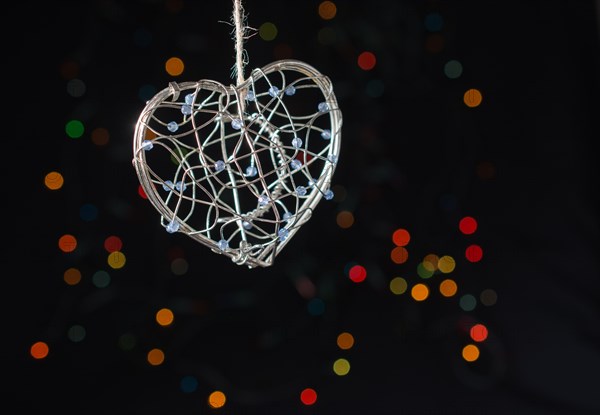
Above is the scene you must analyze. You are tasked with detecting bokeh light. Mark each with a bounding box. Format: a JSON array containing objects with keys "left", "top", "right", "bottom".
[
  {"left": 470, "top": 323, "right": 488, "bottom": 342},
  {"left": 337, "top": 332, "right": 354, "bottom": 350},
  {"left": 348, "top": 264, "right": 367, "bottom": 283},
  {"left": 438, "top": 255, "right": 456, "bottom": 273},
  {"left": 156, "top": 308, "right": 174, "bottom": 326},
  {"left": 170, "top": 257, "right": 189, "bottom": 275},
  {"left": 392, "top": 228, "right": 410, "bottom": 246},
  {"left": 165, "top": 57, "right": 184, "bottom": 76},
  {"left": 336, "top": 210, "right": 354, "bottom": 228},
  {"left": 318, "top": 27, "right": 336, "bottom": 45},
  {"left": 104, "top": 235, "right": 123, "bottom": 253},
  {"left": 459, "top": 216, "right": 478, "bottom": 234},
  {"left": 107, "top": 251, "right": 126, "bottom": 269},
  {"left": 92, "top": 270, "right": 111, "bottom": 288},
  {"left": 44, "top": 171, "right": 64, "bottom": 190},
  {"left": 333, "top": 358, "right": 351, "bottom": 376},
  {"left": 65, "top": 119, "right": 84, "bottom": 138},
  {"left": 259, "top": 22, "right": 277, "bottom": 41},
  {"left": 444, "top": 59, "right": 463, "bottom": 79},
  {"left": 462, "top": 344, "right": 480, "bottom": 362},
  {"left": 463, "top": 88, "right": 483, "bottom": 108},
  {"left": 424, "top": 12, "right": 443, "bottom": 31},
  {"left": 422, "top": 254, "right": 439, "bottom": 272},
  {"left": 389, "top": 277, "right": 408, "bottom": 295},
  {"left": 91, "top": 127, "right": 109, "bottom": 146},
  {"left": 208, "top": 390, "right": 226, "bottom": 408},
  {"left": 63, "top": 267, "right": 82, "bottom": 285},
  {"left": 390, "top": 246, "right": 408, "bottom": 264},
  {"left": 465, "top": 244, "right": 483, "bottom": 262},
  {"left": 58, "top": 234, "right": 77, "bottom": 253},
  {"left": 318, "top": 1, "right": 337, "bottom": 20},
  {"left": 357, "top": 51, "right": 376, "bottom": 70},
  {"left": 80, "top": 203, "right": 98, "bottom": 221},
  {"left": 118, "top": 333, "right": 136, "bottom": 351},
  {"left": 411, "top": 283, "right": 429, "bottom": 301},
  {"left": 30, "top": 341, "right": 49, "bottom": 359},
  {"left": 425, "top": 33, "right": 444, "bottom": 53},
  {"left": 439, "top": 279, "right": 458, "bottom": 297},
  {"left": 180, "top": 375, "right": 198, "bottom": 393},
  {"left": 67, "top": 325, "right": 86, "bottom": 342},
  {"left": 147, "top": 348, "right": 165, "bottom": 366},
  {"left": 459, "top": 294, "right": 477, "bottom": 311},
  {"left": 307, "top": 298, "right": 325, "bottom": 316},
  {"left": 480, "top": 288, "right": 498, "bottom": 306},
  {"left": 300, "top": 388, "right": 317, "bottom": 405},
  {"left": 417, "top": 262, "right": 434, "bottom": 279},
  {"left": 66, "top": 78, "right": 86, "bottom": 97}
]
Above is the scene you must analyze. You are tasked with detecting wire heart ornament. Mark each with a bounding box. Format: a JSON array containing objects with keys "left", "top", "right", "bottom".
[{"left": 132, "top": 59, "right": 342, "bottom": 268}]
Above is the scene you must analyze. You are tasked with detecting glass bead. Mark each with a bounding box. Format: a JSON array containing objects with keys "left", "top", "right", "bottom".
[
  {"left": 181, "top": 104, "right": 192, "bottom": 115},
  {"left": 231, "top": 118, "right": 243, "bottom": 130},
  {"left": 291, "top": 159, "right": 302, "bottom": 170},
  {"left": 167, "top": 121, "right": 179, "bottom": 132},
  {"left": 328, "top": 154, "right": 338, "bottom": 163},
  {"left": 141, "top": 140, "right": 153, "bottom": 151},
  {"left": 185, "top": 93, "right": 194, "bottom": 104},
  {"left": 246, "top": 90, "right": 255, "bottom": 101},
  {"left": 166, "top": 220, "right": 179, "bottom": 233},
  {"left": 321, "top": 129, "right": 331, "bottom": 140},
  {"left": 162, "top": 180, "right": 173, "bottom": 191},
  {"left": 278, "top": 228, "right": 289, "bottom": 242},
  {"left": 285, "top": 85, "right": 296, "bottom": 96},
  {"left": 324, "top": 190, "right": 334, "bottom": 200},
  {"left": 214, "top": 160, "right": 225, "bottom": 172},
  {"left": 268, "top": 86, "right": 280, "bottom": 97},
  {"left": 292, "top": 137, "right": 302, "bottom": 148},
  {"left": 283, "top": 211, "right": 293, "bottom": 221},
  {"left": 217, "top": 239, "right": 229, "bottom": 251},
  {"left": 242, "top": 221, "right": 252, "bottom": 229},
  {"left": 318, "top": 102, "right": 329, "bottom": 112},
  {"left": 245, "top": 165, "right": 257, "bottom": 177},
  {"left": 296, "top": 186, "right": 307, "bottom": 196},
  {"left": 175, "top": 181, "right": 186, "bottom": 192},
  {"left": 258, "top": 194, "right": 269, "bottom": 206}
]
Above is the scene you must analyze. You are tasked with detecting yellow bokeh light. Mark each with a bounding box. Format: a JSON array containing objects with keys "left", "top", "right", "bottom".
[
  {"left": 318, "top": 1, "right": 337, "bottom": 20},
  {"left": 463, "top": 88, "right": 483, "bottom": 108},
  {"left": 147, "top": 348, "right": 165, "bottom": 366},
  {"left": 107, "top": 251, "right": 126, "bottom": 269},
  {"left": 389, "top": 277, "right": 408, "bottom": 295},
  {"left": 462, "top": 344, "right": 480, "bottom": 362},
  {"left": 422, "top": 254, "right": 439, "bottom": 272},
  {"left": 333, "top": 358, "right": 350, "bottom": 376},
  {"left": 208, "top": 390, "right": 226, "bottom": 408},
  {"left": 156, "top": 308, "right": 174, "bottom": 326},
  {"left": 411, "top": 283, "right": 429, "bottom": 301},
  {"left": 165, "top": 57, "right": 184, "bottom": 76},
  {"left": 439, "top": 279, "right": 458, "bottom": 297},
  {"left": 438, "top": 255, "right": 456, "bottom": 273},
  {"left": 337, "top": 332, "right": 354, "bottom": 350},
  {"left": 44, "top": 171, "right": 64, "bottom": 190},
  {"left": 259, "top": 22, "right": 278, "bottom": 41}
]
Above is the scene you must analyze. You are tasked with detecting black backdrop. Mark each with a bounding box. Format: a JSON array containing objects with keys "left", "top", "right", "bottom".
[{"left": 9, "top": 1, "right": 600, "bottom": 414}]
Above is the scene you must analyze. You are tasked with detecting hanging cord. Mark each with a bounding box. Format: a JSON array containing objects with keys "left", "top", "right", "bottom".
[{"left": 232, "top": 0, "right": 248, "bottom": 86}]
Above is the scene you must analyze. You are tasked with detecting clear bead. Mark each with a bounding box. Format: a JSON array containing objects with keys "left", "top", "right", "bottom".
[
  {"left": 242, "top": 221, "right": 252, "bottom": 229},
  {"left": 167, "top": 121, "right": 179, "bottom": 132},
  {"left": 231, "top": 118, "right": 243, "bottom": 130},
  {"left": 218, "top": 239, "right": 229, "bottom": 250},
  {"left": 328, "top": 154, "right": 338, "bottom": 163},
  {"left": 162, "top": 180, "right": 173, "bottom": 191},
  {"left": 318, "top": 102, "right": 329, "bottom": 112},
  {"left": 321, "top": 129, "right": 331, "bottom": 140},
  {"left": 292, "top": 137, "right": 303, "bottom": 148},
  {"left": 324, "top": 190, "right": 334, "bottom": 200},
  {"left": 141, "top": 140, "right": 153, "bottom": 151},
  {"left": 285, "top": 85, "right": 296, "bottom": 96},
  {"left": 246, "top": 90, "right": 255, "bottom": 101},
  {"left": 258, "top": 194, "right": 269, "bottom": 206},
  {"left": 278, "top": 228, "right": 289, "bottom": 242},
  {"left": 245, "top": 165, "right": 257, "bottom": 177},
  {"left": 175, "top": 181, "right": 186, "bottom": 192},
  {"left": 181, "top": 104, "right": 192, "bottom": 115},
  {"left": 291, "top": 159, "right": 302, "bottom": 170},
  {"left": 166, "top": 220, "right": 180, "bottom": 233},
  {"left": 185, "top": 93, "right": 194, "bottom": 104},
  {"left": 268, "top": 86, "right": 280, "bottom": 97},
  {"left": 296, "top": 186, "right": 307, "bottom": 196}
]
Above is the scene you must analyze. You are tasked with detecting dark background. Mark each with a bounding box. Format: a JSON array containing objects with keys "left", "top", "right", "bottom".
[{"left": 9, "top": 1, "right": 600, "bottom": 414}]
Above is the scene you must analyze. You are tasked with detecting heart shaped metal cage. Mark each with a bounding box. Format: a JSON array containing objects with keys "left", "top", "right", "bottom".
[{"left": 132, "top": 60, "right": 342, "bottom": 268}]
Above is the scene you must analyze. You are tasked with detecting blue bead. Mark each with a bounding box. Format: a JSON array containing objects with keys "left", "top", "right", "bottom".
[
  {"left": 142, "top": 140, "right": 153, "bottom": 151},
  {"left": 292, "top": 137, "right": 302, "bottom": 148},
  {"left": 258, "top": 194, "right": 269, "bottom": 206},
  {"left": 217, "top": 239, "right": 229, "bottom": 250},
  {"left": 328, "top": 154, "right": 338, "bottom": 163},
  {"left": 167, "top": 121, "right": 179, "bottom": 132},
  {"left": 214, "top": 160, "right": 225, "bottom": 172},
  {"left": 181, "top": 104, "right": 192, "bottom": 115},
  {"left": 231, "top": 118, "right": 243, "bottom": 130},
  {"left": 285, "top": 86, "right": 296, "bottom": 96},
  {"left": 166, "top": 220, "right": 180, "bottom": 233},
  {"left": 283, "top": 211, "right": 293, "bottom": 221},
  {"left": 242, "top": 220, "right": 252, "bottom": 229},
  {"left": 296, "top": 186, "right": 307, "bottom": 196},
  {"left": 321, "top": 129, "right": 331, "bottom": 140},
  {"left": 291, "top": 159, "right": 302, "bottom": 170},
  {"left": 245, "top": 165, "right": 257, "bottom": 177},
  {"left": 324, "top": 190, "right": 334, "bottom": 200},
  {"left": 246, "top": 90, "right": 255, "bottom": 101},
  {"left": 175, "top": 181, "right": 186, "bottom": 192},
  {"left": 278, "top": 228, "right": 289, "bottom": 241},
  {"left": 185, "top": 93, "right": 194, "bottom": 104},
  {"left": 162, "top": 180, "right": 173, "bottom": 191},
  {"left": 268, "top": 86, "right": 280, "bottom": 97},
  {"left": 318, "top": 102, "right": 329, "bottom": 112}
]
